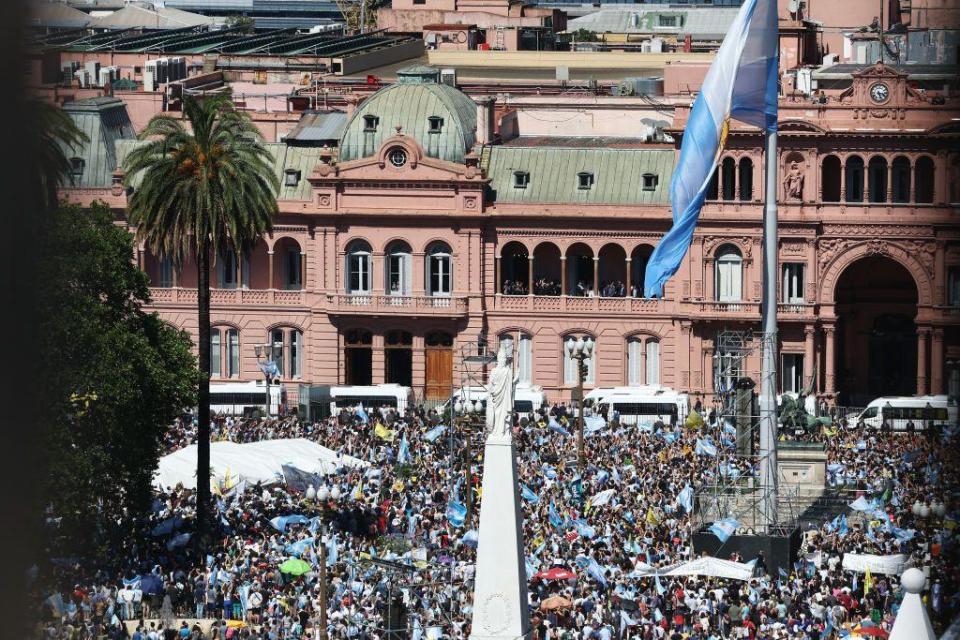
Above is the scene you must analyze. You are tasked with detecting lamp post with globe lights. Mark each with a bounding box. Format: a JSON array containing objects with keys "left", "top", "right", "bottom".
[
  {"left": 565, "top": 335, "right": 594, "bottom": 467},
  {"left": 314, "top": 483, "right": 340, "bottom": 640},
  {"left": 453, "top": 393, "right": 484, "bottom": 522}
]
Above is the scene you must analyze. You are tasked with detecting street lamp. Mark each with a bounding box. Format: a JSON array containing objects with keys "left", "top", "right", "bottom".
[
  {"left": 254, "top": 342, "right": 280, "bottom": 418},
  {"left": 565, "top": 335, "right": 594, "bottom": 467},
  {"left": 315, "top": 484, "right": 332, "bottom": 640},
  {"left": 453, "top": 395, "right": 483, "bottom": 521}
]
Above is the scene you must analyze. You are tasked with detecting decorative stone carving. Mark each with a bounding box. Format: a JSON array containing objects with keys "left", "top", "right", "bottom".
[{"left": 784, "top": 161, "right": 805, "bottom": 200}]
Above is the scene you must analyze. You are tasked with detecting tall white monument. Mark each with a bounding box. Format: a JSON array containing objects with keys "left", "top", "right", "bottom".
[
  {"left": 890, "top": 568, "right": 936, "bottom": 640},
  {"left": 470, "top": 345, "right": 531, "bottom": 640}
]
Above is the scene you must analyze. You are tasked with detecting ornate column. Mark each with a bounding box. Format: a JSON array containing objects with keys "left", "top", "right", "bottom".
[
  {"left": 917, "top": 327, "right": 929, "bottom": 396},
  {"left": 680, "top": 322, "right": 692, "bottom": 390},
  {"left": 300, "top": 251, "right": 307, "bottom": 289},
  {"left": 840, "top": 160, "right": 846, "bottom": 202},
  {"left": 527, "top": 255, "right": 534, "bottom": 297},
  {"left": 625, "top": 257, "right": 632, "bottom": 297},
  {"left": 934, "top": 244, "right": 945, "bottom": 303},
  {"left": 494, "top": 256, "right": 501, "bottom": 295},
  {"left": 640, "top": 338, "right": 647, "bottom": 385},
  {"left": 804, "top": 325, "right": 816, "bottom": 388},
  {"left": 932, "top": 327, "right": 945, "bottom": 394},
  {"left": 268, "top": 250, "right": 275, "bottom": 290},
  {"left": 592, "top": 256, "right": 599, "bottom": 296},
  {"left": 887, "top": 161, "right": 894, "bottom": 203},
  {"left": 909, "top": 160, "right": 916, "bottom": 205},
  {"left": 704, "top": 257, "right": 715, "bottom": 301},
  {"left": 372, "top": 251, "right": 385, "bottom": 295},
  {"left": 824, "top": 325, "right": 836, "bottom": 395},
  {"left": 560, "top": 256, "right": 567, "bottom": 296}
]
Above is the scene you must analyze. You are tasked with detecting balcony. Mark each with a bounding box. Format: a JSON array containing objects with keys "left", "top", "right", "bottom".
[
  {"left": 778, "top": 302, "right": 816, "bottom": 318},
  {"left": 148, "top": 287, "right": 306, "bottom": 307},
  {"left": 494, "top": 295, "right": 665, "bottom": 314},
  {"left": 329, "top": 294, "right": 469, "bottom": 317},
  {"left": 693, "top": 300, "right": 762, "bottom": 319}
]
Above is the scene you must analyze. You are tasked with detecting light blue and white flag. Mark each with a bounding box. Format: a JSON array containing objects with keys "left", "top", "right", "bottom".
[
  {"left": 695, "top": 438, "right": 718, "bottom": 457},
  {"left": 676, "top": 485, "right": 694, "bottom": 514},
  {"left": 397, "top": 434, "right": 411, "bottom": 465},
  {"left": 520, "top": 483, "right": 540, "bottom": 504},
  {"left": 709, "top": 517, "right": 740, "bottom": 543},
  {"left": 548, "top": 503, "right": 565, "bottom": 529},
  {"left": 423, "top": 425, "right": 447, "bottom": 443},
  {"left": 590, "top": 488, "right": 617, "bottom": 508},
  {"left": 446, "top": 500, "right": 467, "bottom": 528},
  {"left": 644, "top": 0, "right": 778, "bottom": 297},
  {"left": 355, "top": 404, "right": 369, "bottom": 424}
]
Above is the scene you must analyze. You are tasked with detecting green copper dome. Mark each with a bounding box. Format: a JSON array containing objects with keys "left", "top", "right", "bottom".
[{"left": 339, "top": 78, "right": 478, "bottom": 164}]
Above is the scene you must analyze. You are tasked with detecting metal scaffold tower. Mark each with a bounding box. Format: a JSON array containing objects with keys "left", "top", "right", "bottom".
[{"left": 692, "top": 329, "right": 799, "bottom": 536}]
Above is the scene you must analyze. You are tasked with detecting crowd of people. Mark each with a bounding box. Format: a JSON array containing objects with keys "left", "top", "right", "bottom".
[{"left": 35, "top": 397, "right": 958, "bottom": 640}]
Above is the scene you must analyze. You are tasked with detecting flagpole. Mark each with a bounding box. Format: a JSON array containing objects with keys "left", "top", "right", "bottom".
[{"left": 758, "top": 128, "right": 779, "bottom": 531}]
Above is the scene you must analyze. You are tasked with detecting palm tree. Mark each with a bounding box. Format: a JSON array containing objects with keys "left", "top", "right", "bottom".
[
  {"left": 124, "top": 92, "right": 279, "bottom": 554},
  {"left": 31, "top": 100, "right": 88, "bottom": 210}
]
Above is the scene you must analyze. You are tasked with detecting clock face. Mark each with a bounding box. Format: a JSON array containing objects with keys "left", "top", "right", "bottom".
[{"left": 870, "top": 83, "right": 890, "bottom": 104}]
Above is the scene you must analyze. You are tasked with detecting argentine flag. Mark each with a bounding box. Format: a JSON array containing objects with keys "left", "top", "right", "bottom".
[
  {"left": 644, "top": 0, "right": 778, "bottom": 297},
  {"left": 709, "top": 517, "right": 740, "bottom": 543}
]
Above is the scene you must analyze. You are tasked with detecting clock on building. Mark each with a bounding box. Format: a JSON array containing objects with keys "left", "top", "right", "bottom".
[{"left": 869, "top": 82, "right": 890, "bottom": 104}]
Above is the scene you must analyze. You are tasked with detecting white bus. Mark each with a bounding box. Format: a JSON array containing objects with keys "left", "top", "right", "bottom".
[
  {"left": 594, "top": 386, "right": 690, "bottom": 426},
  {"left": 329, "top": 384, "right": 413, "bottom": 414},
  {"left": 850, "top": 395, "right": 956, "bottom": 431},
  {"left": 209, "top": 381, "right": 284, "bottom": 416}
]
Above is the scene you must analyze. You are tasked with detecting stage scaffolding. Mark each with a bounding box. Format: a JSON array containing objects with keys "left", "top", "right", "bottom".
[{"left": 692, "top": 328, "right": 800, "bottom": 536}]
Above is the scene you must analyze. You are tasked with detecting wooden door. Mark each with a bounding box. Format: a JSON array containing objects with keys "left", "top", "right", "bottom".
[{"left": 425, "top": 347, "right": 453, "bottom": 400}]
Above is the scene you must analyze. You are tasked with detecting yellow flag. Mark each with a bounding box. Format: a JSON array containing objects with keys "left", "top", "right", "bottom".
[
  {"left": 391, "top": 479, "right": 405, "bottom": 493},
  {"left": 646, "top": 507, "right": 659, "bottom": 525},
  {"left": 864, "top": 568, "right": 873, "bottom": 595},
  {"left": 374, "top": 423, "right": 395, "bottom": 441}
]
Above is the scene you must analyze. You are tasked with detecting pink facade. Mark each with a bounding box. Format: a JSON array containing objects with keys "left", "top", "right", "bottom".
[{"left": 62, "top": 63, "right": 960, "bottom": 409}]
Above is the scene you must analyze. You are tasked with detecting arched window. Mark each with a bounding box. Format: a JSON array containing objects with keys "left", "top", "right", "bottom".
[
  {"left": 427, "top": 242, "right": 453, "bottom": 296},
  {"left": 821, "top": 155, "right": 841, "bottom": 202},
  {"left": 845, "top": 156, "right": 864, "bottom": 203},
  {"left": 210, "top": 326, "right": 241, "bottom": 378},
  {"left": 868, "top": 156, "right": 888, "bottom": 203},
  {"left": 738, "top": 158, "right": 753, "bottom": 201},
  {"left": 266, "top": 327, "right": 304, "bottom": 379},
  {"left": 385, "top": 241, "right": 412, "bottom": 296},
  {"left": 721, "top": 157, "right": 737, "bottom": 201},
  {"left": 891, "top": 156, "right": 911, "bottom": 204},
  {"left": 915, "top": 156, "right": 935, "bottom": 204},
  {"left": 500, "top": 332, "right": 533, "bottom": 383},
  {"left": 563, "top": 334, "right": 595, "bottom": 384},
  {"left": 345, "top": 240, "right": 372, "bottom": 294},
  {"left": 714, "top": 245, "right": 743, "bottom": 302}
]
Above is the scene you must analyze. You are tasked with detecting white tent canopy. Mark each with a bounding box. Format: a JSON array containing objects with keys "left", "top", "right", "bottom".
[
  {"left": 842, "top": 553, "right": 914, "bottom": 575},
  {"left": 155, "top": 438, "right": 369, "bottom": 490},
  {"left": 662, "top": 557, "right": 756, "bottom": 581}
]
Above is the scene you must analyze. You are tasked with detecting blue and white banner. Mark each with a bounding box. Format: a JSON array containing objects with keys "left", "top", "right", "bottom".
[
  {"left": 644, "top": 0, "right": 778, "bottom": 297},
  {"left": 520, "top": 483, "right": 540, "bottom": 504},
  {"left": 397, "top": 434, "right": 411, "bottom": 465}
]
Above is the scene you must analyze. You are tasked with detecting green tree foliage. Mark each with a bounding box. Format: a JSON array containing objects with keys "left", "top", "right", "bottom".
[
  {"left": 38, "top": 203, "right": 197, "bottom": 561},
  {"left": 123, "top": 92, "right": 278, "bottom": 554}
]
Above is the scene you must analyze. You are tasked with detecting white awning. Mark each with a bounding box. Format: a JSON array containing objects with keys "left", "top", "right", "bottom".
[{"left": 154, "top": 438, "right": 368, "bottom": 491}]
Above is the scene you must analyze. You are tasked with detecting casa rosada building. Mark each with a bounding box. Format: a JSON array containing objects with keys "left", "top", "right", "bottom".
[{"left": 64, "top": 63, "right": 960, "bottom": 408}]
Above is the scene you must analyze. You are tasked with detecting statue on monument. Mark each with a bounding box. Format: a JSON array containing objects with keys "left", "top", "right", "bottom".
[{"left": 485, "top": 344, "right": 518, "bottom": 439}]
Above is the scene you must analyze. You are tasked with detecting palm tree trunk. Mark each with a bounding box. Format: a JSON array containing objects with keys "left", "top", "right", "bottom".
[{"left": 196, "top": 238, "right": 212, "bottom": 557}]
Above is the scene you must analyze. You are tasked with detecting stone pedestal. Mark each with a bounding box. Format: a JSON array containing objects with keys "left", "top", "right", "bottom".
[{"left": 470, "top": 434, "right": 530, "bottom": 640}]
